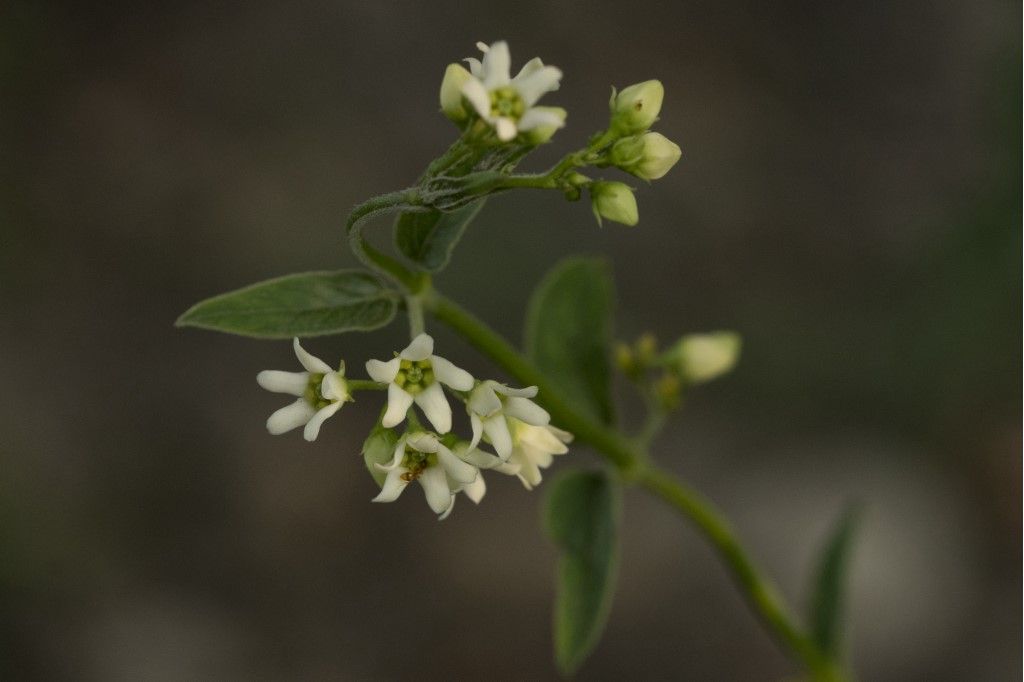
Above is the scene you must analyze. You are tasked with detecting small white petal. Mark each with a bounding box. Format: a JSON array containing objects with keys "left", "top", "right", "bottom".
[
  {"left": 257, "top": 370, "right": 308, "bottom": 397},
  {"left": 303, "top": 401, "right": 343, "bottom": 441},
  {"left": 372, "top": 467, "right": 409, "bottom": 503},
  {"left": 463, "top": 474, "right": 486, "bottom": 504},
  {"left": 401, "top": 333, "right": 434, "bottom": 361},
  {"left": 458, "top": 445, "right": 504, "bottom": 470},
  {"left": 382, "top": 383, "right": 414, "bottom": 428},
  {"left": 431, "top": 355, "right": 474, "bottom": 391},
  {"left": 483, "top": 416, "right": 513, "bottom": 460},
  {"left": 481, "top": 40, "right": 511, "bottom": 88},
  {"left": 469, "top": 413, "right": 485, "bottom": 451},
  {"left": 517, "top": 107, "right": 566, "bottom": 132},
  {"left": 377, "top": 437, "right": 407, "bottom": 471},
  {"left": 406, "top": 431, "right": 440, "bottom": 453},
  {"left": 461, "top": 78, "right": 491, "bottom": 118},
  {"left": 514, "top": 66, "right": 562, "bottom": 106},
  {"left": 494, "top": 117, "right": 517, "bottom": 141},
  {"left": 495, "top": 461, "right": 521, "bottom": 476},
  {"left": 293, "top": 338, "right": 332, "bottom": 374},
  {"left": 475, "top": 41, "right": 489, "bottom": 53},
  {"left": 489, "top": 382, "right": 538, "bottom": 399},
  {"left": 320, "top": 373, "right": 348, "bottom": 401},
  {"left": 414, "top": 382, "right": 452, "bottom": 434},
  {"left": 548, "top": 425, "right": 574, "bottom": 444},
  {"left": 266, "top": 399, "right": 315, "bottom": 435},
  {"left": 365, "top": 357, "right": 400, "bottom": 383},
  {"left": 437, "top": 493, "right": 457, "bottom": 521},
  {"left": 419, "top": 467, "right": 453, "bottom": 515},
  {"left": 503, "top": 397, "right": 550, "bottom": 425},
  {"left": 513, "top": 57, "right": 545, "bottom": 82},
  {"left": 464, "top": 57, "right": 483, "bottom": 78},
  {"left": 437, "top": 445, "right": 478, "bottom": 484},
  {"left": 468, "top": 383, "right": 501, "bottom": 418},
  {"left": 521, "top": 441, "right": 554, "bottom": 468},
  {"left": 520, "top": 424, "right": 570, "bottom": 454}
]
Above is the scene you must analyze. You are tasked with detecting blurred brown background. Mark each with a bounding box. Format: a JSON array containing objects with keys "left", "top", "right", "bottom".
[{"left": 1, "top": 1, "right": 1020, "bottom": 680}]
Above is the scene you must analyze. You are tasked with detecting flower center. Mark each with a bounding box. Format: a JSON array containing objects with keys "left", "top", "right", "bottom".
[
  {"left": 490, "top": 86, "right": 525, "bottom": 119},
  {"left": 303, "top": 373, "right": 333, "bottom": 409},
  {"left": 395, "top": 359, "right": 434, "bottom": 395},
  {"left": 400, "top": 448, "right": 438, "bottom": 482}
]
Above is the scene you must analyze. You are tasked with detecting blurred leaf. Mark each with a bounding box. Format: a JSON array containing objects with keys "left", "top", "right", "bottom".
[
  {"left": 176, "top": 270, "right": 398, "bottom": 338},
  {"left": 525, "top": 257, "right": 615, "bottom": 424},
  {"left": 809, "top": 504, "right": 862, "bottom": 658},
  {"left": 362, "top": 417, "right": 398, "bottom": 487},
  {"left": 394, "top": 200, "right": 486, "bottom": 272},
  {"left": 544, "top": 469, "right": 621, "bottom": 676}
]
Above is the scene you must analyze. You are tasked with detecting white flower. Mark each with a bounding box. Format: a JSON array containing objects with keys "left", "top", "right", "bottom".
[
  {"left": 504, "top": 422, "right": 573, "bottom": 490},
  {"left": 466, "top": 381, "right": 551, "bottom": 460},
  {"left": 461, "top": 40, "right": 564, "bottom": 142},
  {"left": 256, "top": 338, "right": 349, "bottom": 442},
  {"left": 365, "top": 333, "right": 474, "bottom": 434},
  {"left": 372, "top": 432, "right": 479, "bottom": 518}
]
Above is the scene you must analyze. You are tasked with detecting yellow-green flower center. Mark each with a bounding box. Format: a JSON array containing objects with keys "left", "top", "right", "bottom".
[
  {"left": 303, "top": 373, "right": 333, "bottom": 409},
  {"left": 400, "top": 448, "right": 438, "bottom": 482},
  {"left": 490, "top": 86, "right": 525, "bottom": 119},
  {"left": 395, "top": 359, "right": 434, "bottom": 395}
]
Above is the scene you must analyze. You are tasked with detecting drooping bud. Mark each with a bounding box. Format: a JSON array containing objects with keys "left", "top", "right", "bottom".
[
  {"left": 521, "top": 106, "right": 567, "bottom": 145},
  {"left": 610, "top": 132, "right": 681, "bottom": 180},
  {"left": 590, "top": 181, "right": 639, "bottom": 226},
  {"left": 670, "top": 332, "right": 742, "bottom": 384},
  {"left": 609, "top": 80, "right": 664, "bottom": 135},
  {"left": 439, "top": 63, "right": 473, "bottom": 123}
]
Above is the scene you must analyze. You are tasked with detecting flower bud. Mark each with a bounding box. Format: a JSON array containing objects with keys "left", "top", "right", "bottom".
[
  {"left": 590, "top": 181, "right": 639, "bottom": 227},
  {"left": 522, "top": 106, "right": 567, "bottom": 145},
  {"left": 609, "top": 80, "right": 664, "bottom": 135},
  {"left": 610, "top": 132, "right": 681, "bottom": 180},
  {"left": 671, "top": 332, "right": 741, "bottom": 384},
  {"left": 654, "top": 373, "right": 682, "bottom": 410},
  {"left": 439, "top": 63, "right": 472, "bottom": 123},
  {"left": 615, "top": 342, "right": 636, "bottom": 377}
]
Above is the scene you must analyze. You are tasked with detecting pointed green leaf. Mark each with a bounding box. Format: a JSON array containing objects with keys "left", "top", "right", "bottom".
[
  {"left": 544, "top": 469, "right": 621, "bottom": 676},
  {"left": 809, "top": 504, "right": 862, "bottom": 658},
  {"left": 176, "top": 270, "right": 398, "bottom": 338},
  {"left": 394, "top": 200, "right": 486, "bottom": 272},
  {"left": 526, "top": 257, "right": 615, "bottom": 424}
]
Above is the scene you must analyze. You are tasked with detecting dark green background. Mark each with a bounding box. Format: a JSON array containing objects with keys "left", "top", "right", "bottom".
[{"left": 1, "top": 1, "right": 1019, "bottom": 679}]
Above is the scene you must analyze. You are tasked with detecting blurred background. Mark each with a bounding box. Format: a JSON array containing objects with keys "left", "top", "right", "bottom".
[{"left": 1, "top": 1, "right": 1020, "bottom": 679}]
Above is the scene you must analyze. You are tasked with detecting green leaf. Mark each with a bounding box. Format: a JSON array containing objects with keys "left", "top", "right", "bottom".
[
  {"left": 176, "top": 270, "right": 398, "bottom": 339},
  {"left": 544, "top": 469, "right": 621, "bottom": 676},
  {"left": 394, "top": 199, "right": 486, "bottom": 272},
  {"left": 362, "top": 417, "right": 399, "bottom": 488},
  {"left": 809, "top": 504, "right": 862, "bottom": 658},
  {"left": 526, "top": 257, "right": 615, "bottom": 424}
]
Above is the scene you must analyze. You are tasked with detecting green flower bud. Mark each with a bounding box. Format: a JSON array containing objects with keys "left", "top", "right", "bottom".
[
  {"left": 522, "top": 106, "right": 567, "bottom": 145},
  {"left": 590, "top": 181, "right": 639, "bottom": 226},
  {"left": 611, "top": 132, "right": 682, "bottom": 180},
  {"left": 439, "top": 63, "right": 472, "bottom": 123},
  {"left": 654, "top": 373, "right": 682, "bottom": 410},
  {"left": 671, "top": 332, "right": 741, "bottom": 384},
  {"left": 609, "top": 80, "right": 664, "bottom": 135}
]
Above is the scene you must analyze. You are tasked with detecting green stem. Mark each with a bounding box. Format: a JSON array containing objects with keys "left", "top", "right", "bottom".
[
  {"left": 348, "top": 380, "right": 387, "bottom": 392},
  {"left": 344, "top": 190, "right": 423, "bottom": 289},
  {"left": 425, "top": 289, "right": 849, "bottom": 682},
  {"left": 406, "top": 294, "right": 426, "bottom": 338}
]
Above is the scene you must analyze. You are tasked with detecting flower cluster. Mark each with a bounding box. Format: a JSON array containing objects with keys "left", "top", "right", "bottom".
[{"left": 257, "top": 334, "right": 573, "bottom": 519}]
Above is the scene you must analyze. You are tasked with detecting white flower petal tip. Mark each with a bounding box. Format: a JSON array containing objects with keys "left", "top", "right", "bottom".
[
  {"left": 257, "top": 370, "right": 308, "bottom": 397},
  {"left": 401, "top": 333, "right": 434, "bottom": 361},
  {"left": 292, "top": 338, "right": 332, "bottom": 374},
  {"left": 303, "top": 401, "right": 343, "bottom": 442},
  {"left": 266, "top": 400, "right": 316, "bottom": 435}
]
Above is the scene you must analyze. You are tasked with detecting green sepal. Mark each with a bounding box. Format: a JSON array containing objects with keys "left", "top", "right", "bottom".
[
  {"left": 809, "top": 503, "right": 862, "bottom": 659},
  {"left": 362, "top": 416, "right": 399, "bottom": 488}
]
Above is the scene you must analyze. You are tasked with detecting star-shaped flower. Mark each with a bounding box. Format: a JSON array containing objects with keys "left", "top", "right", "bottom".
[
  {"left": 461, "top": 41, "right": 565, "bottom": 142},
  {"left": 256, "top": 338, "right": 349, "bottom": 441},
  {"left": 372, "top": 432, "right": 479, "bottom": 518},
  {"left": 365, "top": 333, "right": 474, "bottom": 434},
  {"left": 466, "top": 381, "right": 551, "bottom": 460}
]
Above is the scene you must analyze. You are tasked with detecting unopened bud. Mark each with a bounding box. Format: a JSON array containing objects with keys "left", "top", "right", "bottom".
[
  {"left": 654, "top": 373, "right": 682, "bottom": 410},
  {"left": 440, "top": 63, "right": 472, "bottom": 124},
  {"left": 635, "top": 333, "right": 658, "bottom": 365},
  {"left": 609, "top": 80, "right": 664, "bottom": 135},
  {"left": 610, "top": 132, "right": 681, "bottom": 180},
  {"left": 590, "top": 181, "right": 639, "bottom": 227},
  {"left": 615, "top": 342, "right": 636, "bottom": 377},
  {"left": 672, "top": 332, "right": 741, "bottom": 384}
]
